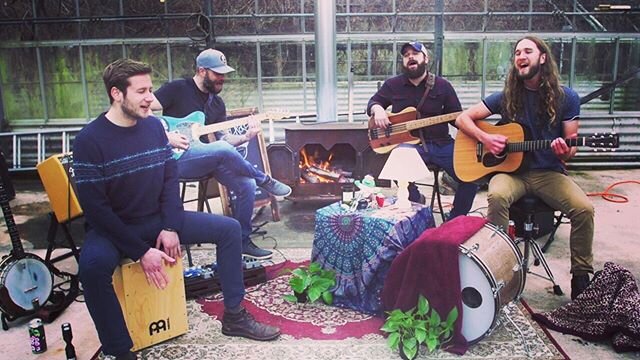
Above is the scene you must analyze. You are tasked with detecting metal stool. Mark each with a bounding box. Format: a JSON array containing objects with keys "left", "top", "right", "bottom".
[
  {"left": 180, "top": 175, "right": 214, "bottom": 213},
  {"left": 510, "top": 195, "right": 564, "bottom": 254},
  {"left": 510, "top": 195, "right": 563, "bottom": 295}
]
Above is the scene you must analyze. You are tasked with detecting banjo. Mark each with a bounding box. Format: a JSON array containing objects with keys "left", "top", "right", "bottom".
[{"left": 0, "top": 180, "right": 53, "bottom": 318}]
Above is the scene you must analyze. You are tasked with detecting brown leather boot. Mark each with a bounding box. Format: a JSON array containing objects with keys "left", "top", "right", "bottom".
[{"left": 222, "top": 308, "right": 281, "bottom": 341}]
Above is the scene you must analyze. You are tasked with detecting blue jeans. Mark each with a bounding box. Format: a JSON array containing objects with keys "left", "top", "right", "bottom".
[
  {"left": 407, "top": 142, "right": 478, "bottom": 219},
  {"left": 177, "top": 141, "right": 267, "bottom": 248},
  {"left": 79, "top": 211, "right": 244, "bottom": 356}
]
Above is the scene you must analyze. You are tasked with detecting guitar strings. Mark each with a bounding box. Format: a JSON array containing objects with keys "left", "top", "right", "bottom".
[
  {"left": 369, "top": 123, "right": 411, "bottom": 138},
  {"left": 370, "top": 113, "right": 459, "bottom": 139},
  {"left": 369, "top": 120, "right": 446, "bottom": 139}
]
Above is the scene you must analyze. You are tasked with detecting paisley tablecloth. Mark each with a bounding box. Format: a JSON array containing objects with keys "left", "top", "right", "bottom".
[{"left": 311, "top": 202, "right": 435, "bottom": 315}]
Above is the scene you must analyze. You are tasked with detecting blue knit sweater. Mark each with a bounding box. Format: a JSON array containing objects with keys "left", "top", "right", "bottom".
[{"left": 73, "top": 113, "right": 184, "bottom": 260}]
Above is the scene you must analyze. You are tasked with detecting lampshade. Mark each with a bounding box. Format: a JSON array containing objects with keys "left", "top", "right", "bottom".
[
  {"left": 378, "top": 145, "right": 433, "bottom": 209},
  {"left": 378, "top": 145, "right": 432, "bottom": 183}
]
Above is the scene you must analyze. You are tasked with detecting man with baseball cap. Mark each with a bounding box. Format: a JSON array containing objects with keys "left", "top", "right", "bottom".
[
  {"left": 367, "top": 41, "right": 478, "bottom": 220},
  {"left": 151, "top": 49, "right": 291, "bottom": 260},
  {"left": 401, "top": 41, "right": 429, "bottom": 57},
  {"left": 197, "top": 48, "right": 236, "bottom": 74}
]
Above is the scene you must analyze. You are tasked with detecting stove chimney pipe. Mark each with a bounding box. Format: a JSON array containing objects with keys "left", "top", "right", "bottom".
[{"left": 314, "top": 0, "right": 337, "bottom": 122}]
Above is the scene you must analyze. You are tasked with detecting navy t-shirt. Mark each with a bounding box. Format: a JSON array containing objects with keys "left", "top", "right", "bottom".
[
  {"left": 154, "top": 78, "right": 209, "bottom": 118},
  {"left": 482, "top": 86, "right": 580, "bottom": 173},
  {"left": 367, "top": 73, "right": 462, "bottom": 143},
  {"left": 154, "top": 78, "right": 228, "bottom": 140}
]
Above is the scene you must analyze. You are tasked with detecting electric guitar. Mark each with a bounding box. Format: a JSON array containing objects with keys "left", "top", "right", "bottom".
[
  {"left": 159, "top": 110, "right": 291, "bottom": 159},
  {"left": 453, "top": 121, "right": 620, "bottom": 183},
  {"left": 368, "top": 107, "right": 461, "bottom": 154},
  {"left": 0, "top": 181, "right": 53, "bottom": 318}
]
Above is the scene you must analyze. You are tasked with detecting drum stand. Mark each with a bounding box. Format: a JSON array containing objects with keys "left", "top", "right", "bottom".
[
  {"left": 501, "top": 304, "right": 530, "bottom": 355},
  {"left": 517, "top": 210, "right": 563, "bottom": 296}
]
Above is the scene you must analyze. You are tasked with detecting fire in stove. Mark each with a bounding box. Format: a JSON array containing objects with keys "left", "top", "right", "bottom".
[{"left": 299, "top": 145, "right": 355, "bottom": 184}]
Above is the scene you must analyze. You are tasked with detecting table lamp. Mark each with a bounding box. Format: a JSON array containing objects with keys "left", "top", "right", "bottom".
[{"left": 378, "top": 146, "right": 433, "bottom": 208}]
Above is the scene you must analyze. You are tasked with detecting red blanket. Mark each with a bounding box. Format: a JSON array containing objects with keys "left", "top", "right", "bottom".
[{"left": 381, "top": 215, "right": 487, "bottom": 355}]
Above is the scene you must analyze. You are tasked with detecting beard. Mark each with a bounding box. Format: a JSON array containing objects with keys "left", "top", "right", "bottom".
[
  {"left": 121, "top": 96, "right": 144, "bottom": 121},
  {"left": 516, "top": 62, "right": 541, "bottom": 81},
  {"left": 402, "top": 61, "right": 427, "bottom": 79},
  {"left": 203, "top": 77, "right": 223, "bottom": 94}
]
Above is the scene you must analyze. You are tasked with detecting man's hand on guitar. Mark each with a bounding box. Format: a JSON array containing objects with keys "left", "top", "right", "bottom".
[
  {"left": 551, "top": 133, "right": 576, "bottom": 161},
  {"left": 482, "top": 133, "right": 508, "bottom": 155},
  {"left": 371, "top": 105, "right": 391, "bottom": 128},
  {"left": 156, "top": 229, "right": 182, "bottom": 264},
  {"left": 167, "top": 131, "right": 190, "bottom": 150},
  {"left": 244, "top": 116, "right": 262, "bottom": 141},
  {"left": 140, "top": 248, "right": 175, "bottom": 289}
]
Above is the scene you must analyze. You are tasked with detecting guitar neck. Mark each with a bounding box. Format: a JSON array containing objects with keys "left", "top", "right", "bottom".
[
  {"left": 0, "top": 182, "right": 24, "bottom": 257},
  {"left": 193, "top": 114, "right": 271, "bottom": 138},
  {"left": 507, "top": 138, "right": 583, "bottom": 153},
  {"left": 404, "top": 111, "right": 461, "bottom": 131}
]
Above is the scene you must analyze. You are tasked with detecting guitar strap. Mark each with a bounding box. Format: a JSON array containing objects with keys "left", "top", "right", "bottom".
[{"left": 417, "top": 72, "right": 436, "bottom": 153}]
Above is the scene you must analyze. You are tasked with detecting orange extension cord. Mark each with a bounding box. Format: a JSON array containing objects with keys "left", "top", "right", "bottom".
[{"left": 587, "top": 180, "right": 640, "bottom": 203}]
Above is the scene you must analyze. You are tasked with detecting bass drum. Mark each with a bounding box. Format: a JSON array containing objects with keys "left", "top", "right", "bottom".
[
  {"left": 0, "top": 254, "right": 53, "bottom": 315},
  {"left": 458, "top": 223, "right": 524, "bottom": 344}
]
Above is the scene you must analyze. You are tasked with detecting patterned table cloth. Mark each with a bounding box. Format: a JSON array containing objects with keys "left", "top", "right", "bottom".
[{"left": 311, "top": 202, "right": 435, "bottom": 315}]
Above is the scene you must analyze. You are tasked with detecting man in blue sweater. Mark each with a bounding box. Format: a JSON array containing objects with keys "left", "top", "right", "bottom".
[
  {"left": 151, "top": 48, "right": 290, "bottom": 260},
  {"left": 74, "top": 59, "right": 280, "bottom": 360}
]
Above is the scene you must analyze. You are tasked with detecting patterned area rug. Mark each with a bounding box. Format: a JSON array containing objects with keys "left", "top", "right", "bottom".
[
  {"left": 199, "top": 260, "right": 385, "bottom": 340},
  {"left": 116, "top": 248, "right": 566, "bottom": 359}
]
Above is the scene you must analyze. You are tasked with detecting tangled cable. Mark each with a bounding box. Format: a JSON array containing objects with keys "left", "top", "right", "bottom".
[{"left": 587, "top": 180, "right": 640, "bottom": 203}]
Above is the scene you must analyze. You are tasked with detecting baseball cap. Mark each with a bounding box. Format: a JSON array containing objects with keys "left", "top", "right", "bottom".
[
  {"left": 401, "top": 41, "right": 428, "bottom": 57},
  {"left": 196, "top": 49, "right": 235, "bottom": 74}
]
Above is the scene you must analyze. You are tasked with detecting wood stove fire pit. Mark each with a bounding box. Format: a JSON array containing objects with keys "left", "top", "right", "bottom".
[{"left": 267, "top": 122, "right": 389, "bottom": 202}]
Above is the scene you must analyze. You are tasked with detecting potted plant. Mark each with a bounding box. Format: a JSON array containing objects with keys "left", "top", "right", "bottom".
[
  {"left": 380, "top": 294, "right": 458, "bottom": 360},
  {"left": 283, "top": 262, "right": 336, "bottom": 305}
]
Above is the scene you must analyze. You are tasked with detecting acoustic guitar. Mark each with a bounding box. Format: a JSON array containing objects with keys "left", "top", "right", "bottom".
[
  {"left": 368, "top": 107, "right": 461, "bottom": 154},
  {"left": 453, "top": 121, "right": 620, "bottom": 183},
  {"left": 159, "top": 110, "right": 290, "bottom": 159},
  {"left": 0, "top": 181, "right": 53, "bottom": 318}
]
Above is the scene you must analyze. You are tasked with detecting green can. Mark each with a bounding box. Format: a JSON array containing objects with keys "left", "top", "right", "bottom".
[{"left": 29, "top": 318, "right": 47, "bottom": 354}]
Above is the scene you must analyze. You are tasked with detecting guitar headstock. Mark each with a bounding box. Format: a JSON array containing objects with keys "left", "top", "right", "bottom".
[
  {"left": 584, "top": 133, "right": 619, "bottom": 149},
  {"left": 263, "top": 109, "right": 291, "bottom": 121}
]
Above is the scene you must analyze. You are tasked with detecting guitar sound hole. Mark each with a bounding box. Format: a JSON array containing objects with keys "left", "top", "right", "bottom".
[{"left": 482, "top": 153, "right": 505, "bottom": 168}]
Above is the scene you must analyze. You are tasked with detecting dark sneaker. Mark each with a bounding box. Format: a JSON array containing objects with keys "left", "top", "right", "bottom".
[
  {"left": 260, "top": 176, "right": 292, "bottom": 197},
  {"left": 243, "top": 241, "right": 273, "bottom": 260},
  {"left": 571, "top": 274, "right": 591, "bottom": 300},
  {"left": 222, "top": 308, "right": 281, "bottom": 341}
]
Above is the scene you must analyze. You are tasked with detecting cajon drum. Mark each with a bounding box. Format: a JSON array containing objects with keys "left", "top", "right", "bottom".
[{"left": 112, "top": 257, "right": 188, "bottom": 351}]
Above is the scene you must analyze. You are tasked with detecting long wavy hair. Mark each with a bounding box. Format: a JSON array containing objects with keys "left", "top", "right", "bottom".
[{"left": 502, "top": 36, "right": 564, "bottom": 127}]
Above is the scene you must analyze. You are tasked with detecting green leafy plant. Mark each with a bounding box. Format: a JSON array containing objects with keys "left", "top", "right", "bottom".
[
  {"left": 283, "top": 262, "right": 336, "bottom": 305},
  {"left": 380, "top": 294, "right": 458, "bottom": 360}
]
